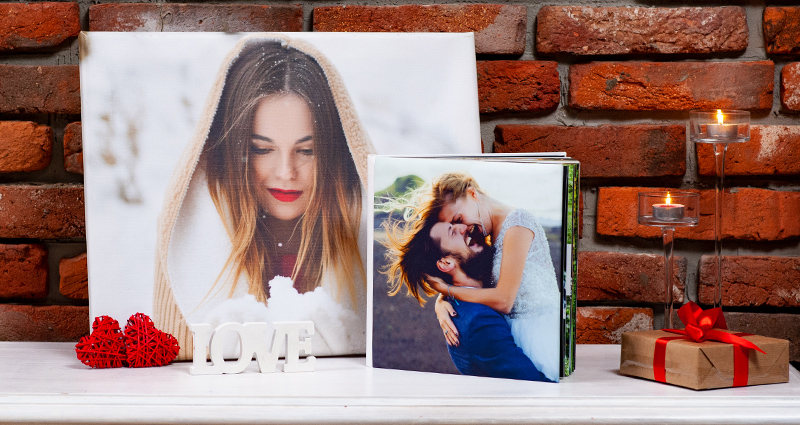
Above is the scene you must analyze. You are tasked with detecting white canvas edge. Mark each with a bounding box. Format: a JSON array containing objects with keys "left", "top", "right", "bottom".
[{"left": 366, "top": 155, "right": 377, "bottom": 368}]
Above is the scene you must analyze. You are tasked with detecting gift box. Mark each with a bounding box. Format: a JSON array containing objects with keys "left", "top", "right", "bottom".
[
  {"left": 620, "top": 302, "right": 789, "bottom": 390},
  {"left": 620, "top": 328, "right": 789, "bottom": 390}
]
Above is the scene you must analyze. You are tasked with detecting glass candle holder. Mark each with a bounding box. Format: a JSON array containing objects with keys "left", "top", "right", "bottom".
[
  {"left": 688, "top": 109, "right": 750, "bottom": 310},
  {"left": 688, "top": 109, "right": 750, "bottom": 144},
  {"left": 638, "top": 191, "right": 700, "bottom": 329}
]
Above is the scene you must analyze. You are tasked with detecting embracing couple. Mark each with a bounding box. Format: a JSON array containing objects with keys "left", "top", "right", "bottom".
[{"left": 382, "top": 171, "right": 560, "bottom": 382}]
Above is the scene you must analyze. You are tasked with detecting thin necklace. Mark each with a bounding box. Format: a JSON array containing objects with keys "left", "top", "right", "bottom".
[{"left": 261, "top": 213, "right": 302, "bottom": 248}]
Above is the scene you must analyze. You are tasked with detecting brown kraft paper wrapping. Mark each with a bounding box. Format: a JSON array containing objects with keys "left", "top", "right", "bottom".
[{"left": 620, "top": 329, "right": 789, "bottom": 390}]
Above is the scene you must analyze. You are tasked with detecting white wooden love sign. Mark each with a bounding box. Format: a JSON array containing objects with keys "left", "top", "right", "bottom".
[{"left": 189, "top": 321, "right": 315, "bottom": 375}]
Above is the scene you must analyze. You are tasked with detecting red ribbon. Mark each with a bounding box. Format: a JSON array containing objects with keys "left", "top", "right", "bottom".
[{"left": 653, "top": 302, "right": 764, "bottom": 387}]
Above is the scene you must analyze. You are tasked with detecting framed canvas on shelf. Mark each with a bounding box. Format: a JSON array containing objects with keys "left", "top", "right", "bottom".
[{"left": 79, "top": 32, "right": 481, "bottom": 360}]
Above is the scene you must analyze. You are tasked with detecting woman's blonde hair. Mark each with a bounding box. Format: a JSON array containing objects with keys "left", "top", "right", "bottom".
[
  {"left": 203, "top": 39, "right": 364, "bottom": 305},
  {"left": 381, "top": 170, "right": 484, "bottom": 306}
]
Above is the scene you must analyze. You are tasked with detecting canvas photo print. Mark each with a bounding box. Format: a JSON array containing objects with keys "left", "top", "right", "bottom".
[
  {"left": 369, "top": 156, "right": 567, "bottom": 382},
  {"left": 79, "top": 32, "right": 480, "bottom": 360}
]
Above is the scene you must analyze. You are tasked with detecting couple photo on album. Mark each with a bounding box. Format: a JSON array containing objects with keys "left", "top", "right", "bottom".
[{"left": 371, "top": 158, "right": 565, "bottom": 383}]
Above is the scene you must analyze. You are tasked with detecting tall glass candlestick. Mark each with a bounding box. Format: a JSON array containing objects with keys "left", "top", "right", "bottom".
[
  {"left": 689, "top": 110, "right": 750, "bottom": 309},
  {"left": 638, "top": 191, "right": 699, "bottom": 328}
]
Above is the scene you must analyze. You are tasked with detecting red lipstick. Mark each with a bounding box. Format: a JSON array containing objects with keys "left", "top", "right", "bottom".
[{"left": 268, "top": 188, "right": 302, "bottom": 202}]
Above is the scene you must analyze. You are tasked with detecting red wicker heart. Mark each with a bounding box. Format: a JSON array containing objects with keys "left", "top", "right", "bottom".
[
  {"left": 75, "top": 315, "right": 127, "bottom": 368},
  {"left": 124, "top": 313, "right": 180, "bottom": 368}
]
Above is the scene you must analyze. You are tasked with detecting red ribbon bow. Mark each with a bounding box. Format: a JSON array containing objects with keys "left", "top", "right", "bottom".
[
  {"left": 654, "top": 302, "right": 764, "bottom": 387},
  {"left": 664, "top": 302, "right": 764, "bottom": 353}
]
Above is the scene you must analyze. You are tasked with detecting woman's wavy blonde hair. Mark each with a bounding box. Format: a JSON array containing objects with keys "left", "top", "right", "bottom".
[
  {"left": 380, "top": 170, "right": 485, "bottom": 306},
  {"left": 203, "top": 39, "right": 364, "bottom": 306}
]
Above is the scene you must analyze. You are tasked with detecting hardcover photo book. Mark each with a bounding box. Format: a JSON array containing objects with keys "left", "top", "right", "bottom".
[
  {"left": 367, "top": 154, "right": 579, "bottom": 382},
  {"left": 79, "top": 32, "right": 482, "bottom": 360}
]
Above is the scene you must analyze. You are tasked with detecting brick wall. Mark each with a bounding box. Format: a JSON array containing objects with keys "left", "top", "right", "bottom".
[{"left": 1, "top": 1, "right": 797, "bottom": 364}]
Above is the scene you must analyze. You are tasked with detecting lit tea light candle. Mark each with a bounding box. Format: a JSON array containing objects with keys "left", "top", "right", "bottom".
[
  {"left": 706, "top": 109, "right": 738, "bottom": 139},
  {"left": 653, "top": 193, "right": 685, "bottom": 220}
]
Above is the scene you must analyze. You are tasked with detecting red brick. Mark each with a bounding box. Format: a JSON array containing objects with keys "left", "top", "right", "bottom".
[
  {"left": 477, "top": 61, "right": 558, "bottom": 113},
  {"left": 577, "top": 307, "right": 653, "bottom": 344},
  {"left": 764, "top": 7, "right": 800, "bottom": 55},
  {"left": 578, "top": 252, "right": 685, "bottom": 303},
  {"left": 537, "top": 6, "right": 747, "bottom": 55},
  {"left": 697, "top": 125, "right": 800, "bottom": 176},
  {"left": 698, "top": 255, "right": 800, "bottom": 307},
  {"left": 0, "top": 245, "right": 47, "bottom": 298},
  {"left": 782, "top": 62, "right": 800, "bottom": 111},
  {"left": 596, "top": 187, "right": 800, "bottom": 241},
  {"left": 0, "top": 305, "right": 88, "bottom": 341},
  {"left": 0, "top": 2, "right": 80, "bottom": 52},
  {"left": 723, "top": 312, "right": 800, "bottom": 362},
  {"left": 313, "top": 4, "right": 526, "bottom": 55},
  {"left": 569, "top": 61, "right": 774, "bottom": 111},
  {"left": 0, "top": 122, "right": 52, "bottom": 172},
  {"left": 63, "top": 122, "right": 82, "bottom": 174},
  {"left": 59, "top": 252, "right": 87, "bottom": 300},
  {"left": 89, "top": 4, "right": 302, "bottom": 32},
  {"left": 0, "top": 185, "right": 84, "bottom": 239},
  {"left": 0, "top": 65, "right": 80, "bottom": 114},
  {"left": 495, "top": 124, "right": 685, "bottom": 178}
]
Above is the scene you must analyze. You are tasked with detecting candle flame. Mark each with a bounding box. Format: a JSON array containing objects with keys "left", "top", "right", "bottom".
[
  {"left": 716, "top": 109, "right": 724, "bottom": 125},
  {"left": 666, "top": 193, "right": 672, "bottom": 205}
]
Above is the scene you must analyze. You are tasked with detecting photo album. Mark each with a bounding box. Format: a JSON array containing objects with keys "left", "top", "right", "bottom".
[
  {"left": 78, "top": 32, "right": 482, "bottom": 361},
  {"left": 367, "top": 155, "right": 579, "bottom": 382}
]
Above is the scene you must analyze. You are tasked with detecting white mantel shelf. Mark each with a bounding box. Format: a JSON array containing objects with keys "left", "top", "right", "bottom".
[{"left": 1, "top": 342, "right": 799, "bottom": 424}]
